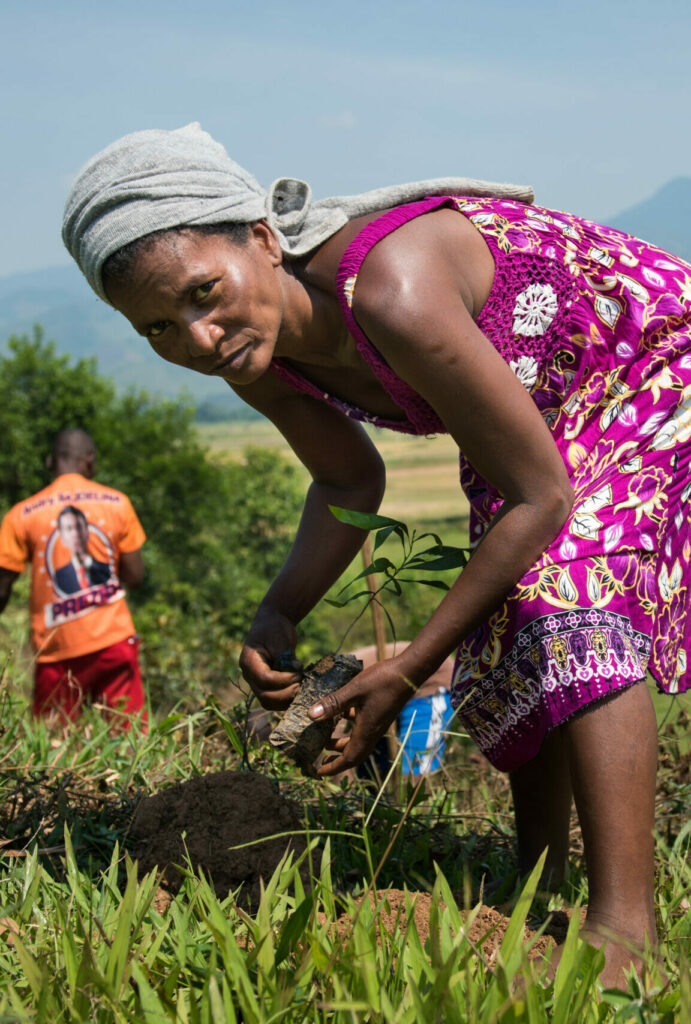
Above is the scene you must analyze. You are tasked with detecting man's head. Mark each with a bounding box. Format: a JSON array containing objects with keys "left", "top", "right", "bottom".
[
  {"left": 48, "top": 429, "right": 97, "bottom": 479},
  {"left": 57, "top": 505, "right": 89, "bottom": 556}
]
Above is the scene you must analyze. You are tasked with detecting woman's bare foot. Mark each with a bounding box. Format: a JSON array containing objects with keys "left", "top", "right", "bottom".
[{"left": 542, "top": 913, "right": 666, "bottom": 991}]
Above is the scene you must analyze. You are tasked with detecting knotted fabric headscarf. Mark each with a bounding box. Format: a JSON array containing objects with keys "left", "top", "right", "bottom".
[{"left": 63, "top": 123, "right": 534, "bottom": 303}]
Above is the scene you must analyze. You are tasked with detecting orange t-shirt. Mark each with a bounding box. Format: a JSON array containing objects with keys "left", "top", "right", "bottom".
[{"left": 0, "top": 474, "right": 146, "bottom": 662}]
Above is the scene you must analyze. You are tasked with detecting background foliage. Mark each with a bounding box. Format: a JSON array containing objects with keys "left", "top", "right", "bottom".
[{"left": 0, "top": 329, "right": 321, "bottom": 708}]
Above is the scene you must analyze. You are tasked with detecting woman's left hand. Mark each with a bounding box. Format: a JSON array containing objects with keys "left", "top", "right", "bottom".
[{"left": 308, "top": 658, "right": 415, "bottom": 776}]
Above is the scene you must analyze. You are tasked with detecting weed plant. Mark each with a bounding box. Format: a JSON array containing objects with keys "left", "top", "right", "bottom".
[{"left": 0, "top": 665, "right": 688, "bottom": 1021}]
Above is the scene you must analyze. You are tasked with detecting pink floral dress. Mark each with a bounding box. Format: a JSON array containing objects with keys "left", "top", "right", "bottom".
[{"left": 271, "top": 195, "right": 691, "bottom": 771}]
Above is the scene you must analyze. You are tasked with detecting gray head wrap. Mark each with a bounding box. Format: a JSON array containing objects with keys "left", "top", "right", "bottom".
[{"left": 63, "top": 123, "right": 534, "bottom": 303}]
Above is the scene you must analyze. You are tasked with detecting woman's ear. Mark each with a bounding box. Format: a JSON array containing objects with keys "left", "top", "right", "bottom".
[{"left": 250, "top": 220, "right": 283, "bottom": 266}]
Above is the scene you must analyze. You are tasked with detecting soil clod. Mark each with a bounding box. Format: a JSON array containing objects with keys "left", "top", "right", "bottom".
[
  {"left": 129, "top": 771, "right": 306, "bottom": 907},
  {"left": 269, "top": 654, "right": 362, "bottom": 775}
]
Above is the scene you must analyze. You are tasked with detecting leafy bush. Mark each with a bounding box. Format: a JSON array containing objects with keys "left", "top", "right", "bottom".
[{"left": 194, "top": 396, "right": 264, "bottom": 422}]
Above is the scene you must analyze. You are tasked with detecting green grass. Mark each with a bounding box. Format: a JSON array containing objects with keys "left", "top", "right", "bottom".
[
  {"left": 0, "top": 669, "right": 688, "bottom": 1022},
  {"left": 1, "top": 427, "right": 688, "bottom": 1019}
]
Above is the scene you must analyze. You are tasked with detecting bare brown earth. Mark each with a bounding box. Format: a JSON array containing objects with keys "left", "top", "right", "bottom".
[
  {"left": 131, "top": 769, "right": 569, "bottom": 962},
  {"left": 322, "top": 889, "right": 563, "bottom": 964}
]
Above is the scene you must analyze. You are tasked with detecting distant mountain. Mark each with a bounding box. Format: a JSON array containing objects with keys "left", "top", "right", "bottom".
[
  {"left": 0, "top": 262, "right": 242, "bottom": 406},
  {"left": 1, "top": 179, "right": 690, "bottom": 402},
  {"left": 606, "top": 177, "right": 691, "bottom": 263}
]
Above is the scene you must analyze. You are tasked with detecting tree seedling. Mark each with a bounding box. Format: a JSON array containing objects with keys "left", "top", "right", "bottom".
[{"left": 269, "top": 507, "right": 470, "bottom": 772}]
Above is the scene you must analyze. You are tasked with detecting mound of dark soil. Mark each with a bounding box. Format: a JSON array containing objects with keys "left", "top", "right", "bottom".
[{"left": 129, "top": 770, "right": 306, "bottom": 908}]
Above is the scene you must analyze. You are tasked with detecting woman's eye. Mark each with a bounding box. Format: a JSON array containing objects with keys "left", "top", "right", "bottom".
[
  {"left": 192, "top": 281, "right": 216, "bottom": 302},
  {"left": 147, "top": 321, "right": 170, "bottom": 339}
]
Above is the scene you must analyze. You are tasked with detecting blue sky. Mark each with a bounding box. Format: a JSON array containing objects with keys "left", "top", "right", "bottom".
[{"left": 2, "top": 0, "right": 690, "bottom": 278}]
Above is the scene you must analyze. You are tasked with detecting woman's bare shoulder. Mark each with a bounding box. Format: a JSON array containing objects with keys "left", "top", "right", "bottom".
[
  {"left": 301, "top": 204, "right": 493, "bottom": 317},
  {"left": 354, "top": 207, "right": 494, "bottom": 323}
]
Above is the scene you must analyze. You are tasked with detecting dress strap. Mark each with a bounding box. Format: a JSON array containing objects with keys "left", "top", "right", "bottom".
[
  {"left": 337, "top": 195, "right": 456, "bottom": 294},
  {"left": 335, "top": 196, "right": 457, "bottom": 436}
]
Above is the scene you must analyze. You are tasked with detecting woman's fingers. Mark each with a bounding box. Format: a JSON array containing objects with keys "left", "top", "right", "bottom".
[
  {"left": 317, "top": 733, "right": 371, "bottom": 776},
  {"left": 324, "top": 734, "right": 350, "bottom": 752},
  {"left": 239, "top": 645, "right": 301, "bottom": 709},
  {"left": 255, "top": 683, "right": 301, "bottom": 711},
  {"left": 310, "top": 665, "right": 406, "bottom": 774},
  {"left": 318, "top": 754, "right": 351, "bottom": 776},
  {"left": 309, "top": 681, "right": 359, "bottom": 722}
]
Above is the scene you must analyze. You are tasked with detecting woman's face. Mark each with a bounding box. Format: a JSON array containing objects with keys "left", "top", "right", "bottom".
[{"left": 105, "top": 223, "right": 285, "bottom": 385}]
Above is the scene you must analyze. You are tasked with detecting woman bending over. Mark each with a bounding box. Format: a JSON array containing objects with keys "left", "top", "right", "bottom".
[{"left": 63, "top": 124, "right": 691, "bottom": 985}]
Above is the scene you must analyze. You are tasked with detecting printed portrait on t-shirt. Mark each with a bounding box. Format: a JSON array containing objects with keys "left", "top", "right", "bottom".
[{"left": 47, "top": 505, "right": 114, "bottom": 596}]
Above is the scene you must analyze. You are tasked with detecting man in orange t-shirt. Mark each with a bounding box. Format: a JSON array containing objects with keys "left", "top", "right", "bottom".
[{"left": 0, "top": 428, "right": 147, "bottom": 724}]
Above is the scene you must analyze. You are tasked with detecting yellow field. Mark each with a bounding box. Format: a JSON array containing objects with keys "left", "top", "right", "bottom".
[{"left": 197, "top": 420, "right": 469, "bottom": 524}]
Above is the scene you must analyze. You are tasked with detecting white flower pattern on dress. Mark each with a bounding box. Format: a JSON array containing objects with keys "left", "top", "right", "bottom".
[
  {"left": 512, "top": 282, "right": 558, "bottom": 336},
  {"left": 509, "top": 355, "right": 539, "bottom": 391}
]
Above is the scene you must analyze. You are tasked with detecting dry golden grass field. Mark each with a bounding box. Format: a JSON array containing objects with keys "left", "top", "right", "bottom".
[{"left": 197, "top": 419, "right": 469, "bottom": 525}]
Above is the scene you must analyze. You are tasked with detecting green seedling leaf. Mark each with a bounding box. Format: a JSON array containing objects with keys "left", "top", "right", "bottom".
[
  {"left": 396, "top": 578, "right": 450, "bottom": 591},
  {"left": 416, "top": 530, "right": 444, "bottom": 546},
  {"left": 347, "top": 557, "right": 395, "bottom": 583},
  {"left": 407, "top": 547, "right": 470, "bottom": 571},
  {"left": 325, "top": 589, "right": 373, "bottom": 607},
  {"left": 373, "top": 522, "right": 408, "bottom": 552},
  {"left": 329, "top": 506, "right": 406, "bottom": 531},
  {"left": 205, "top": 699, "right": 244, "bottom": 757}
]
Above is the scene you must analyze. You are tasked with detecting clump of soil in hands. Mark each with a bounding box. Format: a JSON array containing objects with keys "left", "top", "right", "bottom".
[{"left": 269, "top": 654, "right": 362, "bottom": 775}]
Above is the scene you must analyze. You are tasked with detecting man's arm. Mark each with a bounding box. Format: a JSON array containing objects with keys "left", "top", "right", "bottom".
[
  {"left": 0, "top": 568, "right": 19, "bottom": 613},
  {"left": 119, "top": 549, "right": 144, "bottom": 589}
]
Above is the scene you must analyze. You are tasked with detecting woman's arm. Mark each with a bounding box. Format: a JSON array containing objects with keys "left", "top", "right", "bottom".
[
  {"left": 232, "top": 371, "right": 387, "bottom": 708},
  {"left": 310, "top": 214, "right": 574, "bottom": 773}
]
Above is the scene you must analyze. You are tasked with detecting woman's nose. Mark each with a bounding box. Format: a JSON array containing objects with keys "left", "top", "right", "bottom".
[{"left": 186, "top": 318, "right": 223, "bottom": 356}]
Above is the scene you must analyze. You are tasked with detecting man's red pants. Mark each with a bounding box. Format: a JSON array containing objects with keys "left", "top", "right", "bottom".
[{"left": 34, "top": 636, "right": 147, "bottom": 727}]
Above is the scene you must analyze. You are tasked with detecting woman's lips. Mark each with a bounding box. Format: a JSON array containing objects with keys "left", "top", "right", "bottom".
[{"left": 211, "top": 342, "right": 250, "bottom": 375}]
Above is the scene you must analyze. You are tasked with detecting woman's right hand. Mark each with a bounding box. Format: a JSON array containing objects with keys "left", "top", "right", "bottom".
[{"left": 239, "top": 607, "right": 303, "bottom": 710}]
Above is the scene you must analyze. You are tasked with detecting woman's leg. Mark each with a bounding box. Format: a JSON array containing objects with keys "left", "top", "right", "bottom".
[
  {"left": 509, "top": 727, "right": 573, "bottom": 887},
  {"left": 563, "top": 680, "right": 658, "bottom": 986}
]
